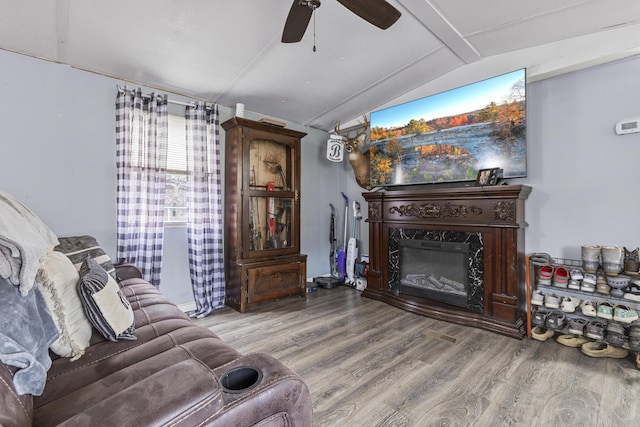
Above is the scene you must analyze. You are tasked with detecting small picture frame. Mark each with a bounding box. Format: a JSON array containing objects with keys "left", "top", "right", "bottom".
[{"left": 476, "top": 168, "right": 501, "bottom": 186}]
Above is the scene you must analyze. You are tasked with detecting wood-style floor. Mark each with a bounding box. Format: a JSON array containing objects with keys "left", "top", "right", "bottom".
[{"left": 192, "top": 286, "right": 640, "bottom": 427}]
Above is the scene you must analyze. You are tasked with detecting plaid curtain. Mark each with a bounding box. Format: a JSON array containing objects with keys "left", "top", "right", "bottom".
[
  {"left": 185, "top": 102, "right": 225, "bottom": 317},
  {"left": 115, "top": 88, "right": 168, "bottom": 287}
]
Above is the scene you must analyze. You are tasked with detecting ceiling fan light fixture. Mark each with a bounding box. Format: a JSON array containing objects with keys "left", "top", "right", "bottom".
[{"left": 282, "top": 0, "right": 401, "bottom": 44}]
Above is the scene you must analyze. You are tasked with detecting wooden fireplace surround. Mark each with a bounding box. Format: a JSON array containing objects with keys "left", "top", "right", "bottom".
[{"left": 362, "top": 184, "right": 531, "bottom": 339}]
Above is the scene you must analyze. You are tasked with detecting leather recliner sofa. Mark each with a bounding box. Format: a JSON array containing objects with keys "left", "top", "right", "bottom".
[{"left": 0, "top": 264, "right": 312, "bottom": 426}]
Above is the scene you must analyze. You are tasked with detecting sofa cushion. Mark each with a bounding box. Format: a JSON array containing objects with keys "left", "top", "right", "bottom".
[
  {"left": 36, "top": 251, "right": 92, "bottom": 361},
  {"left": 77, "top": 257, "right": 135, "bottom": 342},
  {"left": 55, "top": 235, "right": 116, "bottom": 280}
]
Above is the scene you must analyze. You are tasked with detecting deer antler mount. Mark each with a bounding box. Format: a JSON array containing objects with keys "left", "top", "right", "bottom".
[{"left": 334, "top": 115, "right": 371, "bottom": 189}]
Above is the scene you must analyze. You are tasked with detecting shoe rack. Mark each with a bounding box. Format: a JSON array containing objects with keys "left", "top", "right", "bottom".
[{"left": 526, "top": 254, "right": 640, "bottom": 352}]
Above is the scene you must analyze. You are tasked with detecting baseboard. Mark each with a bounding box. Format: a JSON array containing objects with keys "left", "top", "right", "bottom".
[{"left": 177, "top": 301, "right": 197, "bottom": 313}]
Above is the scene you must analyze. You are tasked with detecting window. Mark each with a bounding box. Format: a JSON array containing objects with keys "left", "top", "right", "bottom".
[{"left": 165, "top": 113, "right": 187, "bottom": 223}]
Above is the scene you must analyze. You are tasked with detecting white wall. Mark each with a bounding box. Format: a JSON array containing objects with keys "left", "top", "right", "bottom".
[
  {"left": 515, "top": 54, "right": 640, "bottom": 260},
  {"left": 3, "top": 47, "right": 639, "bottom": 305},
  {"left": 0, "top": 49, "right": 337, "bottom": 305}
]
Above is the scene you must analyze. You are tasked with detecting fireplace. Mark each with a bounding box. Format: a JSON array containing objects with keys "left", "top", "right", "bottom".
[
  {"left": 363, "top": 185, "right": 531, "bottom": 338},
  {"left": 398, "top": 239, "right": 469, "bottom": 307}
]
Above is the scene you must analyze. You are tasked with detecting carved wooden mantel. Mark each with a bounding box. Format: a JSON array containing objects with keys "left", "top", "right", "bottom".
[{"left": 363, "top": 184, "right": 531, "bottom": 339}]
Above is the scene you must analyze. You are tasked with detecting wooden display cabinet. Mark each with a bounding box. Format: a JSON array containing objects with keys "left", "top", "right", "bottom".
[{"left": 222, "top": 117, "right": 307, "bottom": 312}]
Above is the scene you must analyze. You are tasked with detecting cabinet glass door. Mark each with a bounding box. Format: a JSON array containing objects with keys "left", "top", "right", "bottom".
[
  {"left": 248, "top": 196, "right": 293, "bottom": 252},
  {"left": 249, "top": 138, "right": 291, "bottom": 191}
]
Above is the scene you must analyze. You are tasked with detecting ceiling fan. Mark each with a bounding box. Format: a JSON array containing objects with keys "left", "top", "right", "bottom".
[{"left": 281, "top": 0, "right": 402, "bottom": 43}]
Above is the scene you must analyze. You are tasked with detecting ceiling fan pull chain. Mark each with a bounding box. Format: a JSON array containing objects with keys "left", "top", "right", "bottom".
[{"left": 313, "top": 11, "right": 316, "bottom": 52}]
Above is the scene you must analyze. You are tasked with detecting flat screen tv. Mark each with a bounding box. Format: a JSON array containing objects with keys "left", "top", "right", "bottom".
[{"left": 369, "top": 69, "right": 526, "bottom": 187}]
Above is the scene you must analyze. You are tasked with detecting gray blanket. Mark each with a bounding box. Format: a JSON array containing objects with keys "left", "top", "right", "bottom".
[
  {"left": 0, "top": 276, "right": 59, "bottom": 395},
  {"left": 0, "top": 190, "right": 59, "bottom": 296}
]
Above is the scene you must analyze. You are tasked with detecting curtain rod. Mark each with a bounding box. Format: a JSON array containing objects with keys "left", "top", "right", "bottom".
[{"left": 117, "top": 86, "right": 215, "bottom": 110}]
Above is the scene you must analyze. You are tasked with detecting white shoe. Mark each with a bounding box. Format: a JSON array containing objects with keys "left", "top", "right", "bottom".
[
  {"left": 531, "top": 290, "right": 544, "bottom": 306},
  {"left": 580, "top": 300, "right": 597, "bottom": 317},
  {"left": 544, "top": 294, "right": 560, "bottom": 309},
  {"left": 561, "top": 296, "right": 581, "bottom": 313}
]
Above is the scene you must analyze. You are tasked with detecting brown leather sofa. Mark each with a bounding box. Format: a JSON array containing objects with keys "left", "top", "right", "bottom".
[{"left": 0, "top": 264, "right": 312, "bottom": 426}]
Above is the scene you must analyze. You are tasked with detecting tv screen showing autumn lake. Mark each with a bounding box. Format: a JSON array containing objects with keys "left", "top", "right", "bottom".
[{"left": 369, "top": 69, "right": 526, "bottom": 187}]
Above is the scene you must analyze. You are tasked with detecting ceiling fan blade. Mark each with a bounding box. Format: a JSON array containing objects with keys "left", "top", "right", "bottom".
[
  {"left": 337, "top": 0, "right": 401, "bottom": 30},
  {"left": 282, "top": 1, "right": 314, "bottom": 43}
]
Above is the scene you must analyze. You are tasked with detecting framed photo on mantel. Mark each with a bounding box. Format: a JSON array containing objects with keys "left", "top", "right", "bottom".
[{"left": 476, "top": 167, "right": 502, "bottom": 186}]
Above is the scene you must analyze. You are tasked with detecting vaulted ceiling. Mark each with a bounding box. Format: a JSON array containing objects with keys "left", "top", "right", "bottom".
[{"left": 2, "top": 0, "right": 640, "bottom": 130}]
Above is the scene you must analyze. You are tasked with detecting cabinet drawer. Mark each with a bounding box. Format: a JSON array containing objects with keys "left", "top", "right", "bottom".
[{"left": 247, "top": 262, "right": 305, "bottom": 303}]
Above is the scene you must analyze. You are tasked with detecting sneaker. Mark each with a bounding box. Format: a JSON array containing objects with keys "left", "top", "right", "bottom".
[
  {"left": 561, "top": 296, "right": 581, "bottom": 313},
  {"left": 556, "top": 334, "right": 589, "bottom": 347},
  {"left": 532, "top": 311, "right": 546, "bottom": 326},
  {"left": 581, "top": 281, "right": 596, "bottom": 292},
  {"left": 544, "top": 294, "right": 560, "bottom": 309},
  {"left": 531, "top": 290, "right": 544, "bottom": 306},
  {"left": 531, "top": 326, "right": 555, "bottom": 342},
  {"left": 596, "top": 276, "right": 611, "bottom": 294},
  {"left": 623, "top": 284, "right": 640, "bottom": 301},
  {"left": 567, "top": 318, "right": 588, "bottom": 336},
  {"left": 581, "top": 341, "right": 629, "bottom": 358},
  {"left": 570, "top": 269, "right": 584, "bottom": 280},
  {"left": 613, "top": 305, "right": 639, "bottom": 323},
  {"left": 585, "top": 320, "right": 607, "bottom": 340},
  {"left": 580, "top": 300, "right": 597, "bottom": 317},
  {"left": 605, "top": 322, "right": 629, "bottom": 347},
  {"left": 568, "top": 279, "right": 582, "bottom": 290},
  {"left": 546, "top": 311, "right": 566, "bottom": 330},
  {"left": 583, "top": 273, "right": 597, "bottom": 285},
  {"left": 597, "top": 302, "right": 614, "bottom": 320}
]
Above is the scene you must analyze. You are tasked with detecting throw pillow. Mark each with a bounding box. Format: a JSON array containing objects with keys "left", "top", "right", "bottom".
[
  {"left": 77, "top": 256, "right": 135, "bottom": 342},
  {"left": 36, "top": 250, "right": 92, "bottom": 361},
  {"left": 55, "top": 235, "right": 117, "bottom": 280}
]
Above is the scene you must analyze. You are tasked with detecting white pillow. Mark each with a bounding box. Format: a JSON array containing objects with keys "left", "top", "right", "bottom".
[{"left": 36, "top": 251, "right": 92, "bottom": 361}]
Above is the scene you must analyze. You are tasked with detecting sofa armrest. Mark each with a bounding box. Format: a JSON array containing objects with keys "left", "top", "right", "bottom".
[
  {"left": 114, "top": 263, "right": 143, "bottom": 280},
  {"left": 210, "top": 352, "right": 312, "bottom": 426}
]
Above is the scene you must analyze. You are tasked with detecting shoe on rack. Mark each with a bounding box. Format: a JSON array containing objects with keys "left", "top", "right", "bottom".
[
  {"left": 581, "top": 282, "right": 596, "bottom": 292},
  {"left": 553, "top": 266, "right": 570, "bottom": 288},
  {"left": 605, "top": 322, "right": 629, "bottom": 347},
  {"left": 568, "top": 279, "right": 582, "bottom": 290},
  {"left": 613, "top": 305, "right": 639, "bottom": 323},
  {"left": 570, "top": 268, "right": 584, "bottom": 281},
  {"left": 531, "top": 325, "right": 555, "bottom": 342},
  {"left": 596, "top": 275, "right": 611, "bottom": 295},
  {"left": 583, "top": 273, "right": 597, "bottom": 285},
  {"left": 556, "top": 334, "right": 589, "bottom": 348},
  {"left": 623, "top": 283, "right": 640, "bottom": 301},
  {"left": 531, "top": 290, "right": 544, "bottom": 306},
  {"left": 567, "top": 318, "right": 588, "bottom": 336},
  {"left": 538, "top": 265, "right": 554, "bottom": 286},
  {"left": 597, "top": 302, "right": 614, "bottom": 320},
  {"left": 544, "top": 294, "right": 560, "bottom": 309},
  {"left": 585, "top": 320, "right": 607, "bottom": 340},
  {"left": 580, "top": 300, "right": 597, "bottom": 317},
  {"left": 581, "top": 341, "right": 628, "bottom": 359},
  {"left": 606, "top": 334, "right": 629, "bottom": 348},
  {"left": 546, "top": 311, "right": 566, "bottom": 330},
  {"left": 531, "top": 310, "right": 546, "bottom": 326},
  {"left": 561, "top": 296, "right": 581, "bottom": 313}
]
